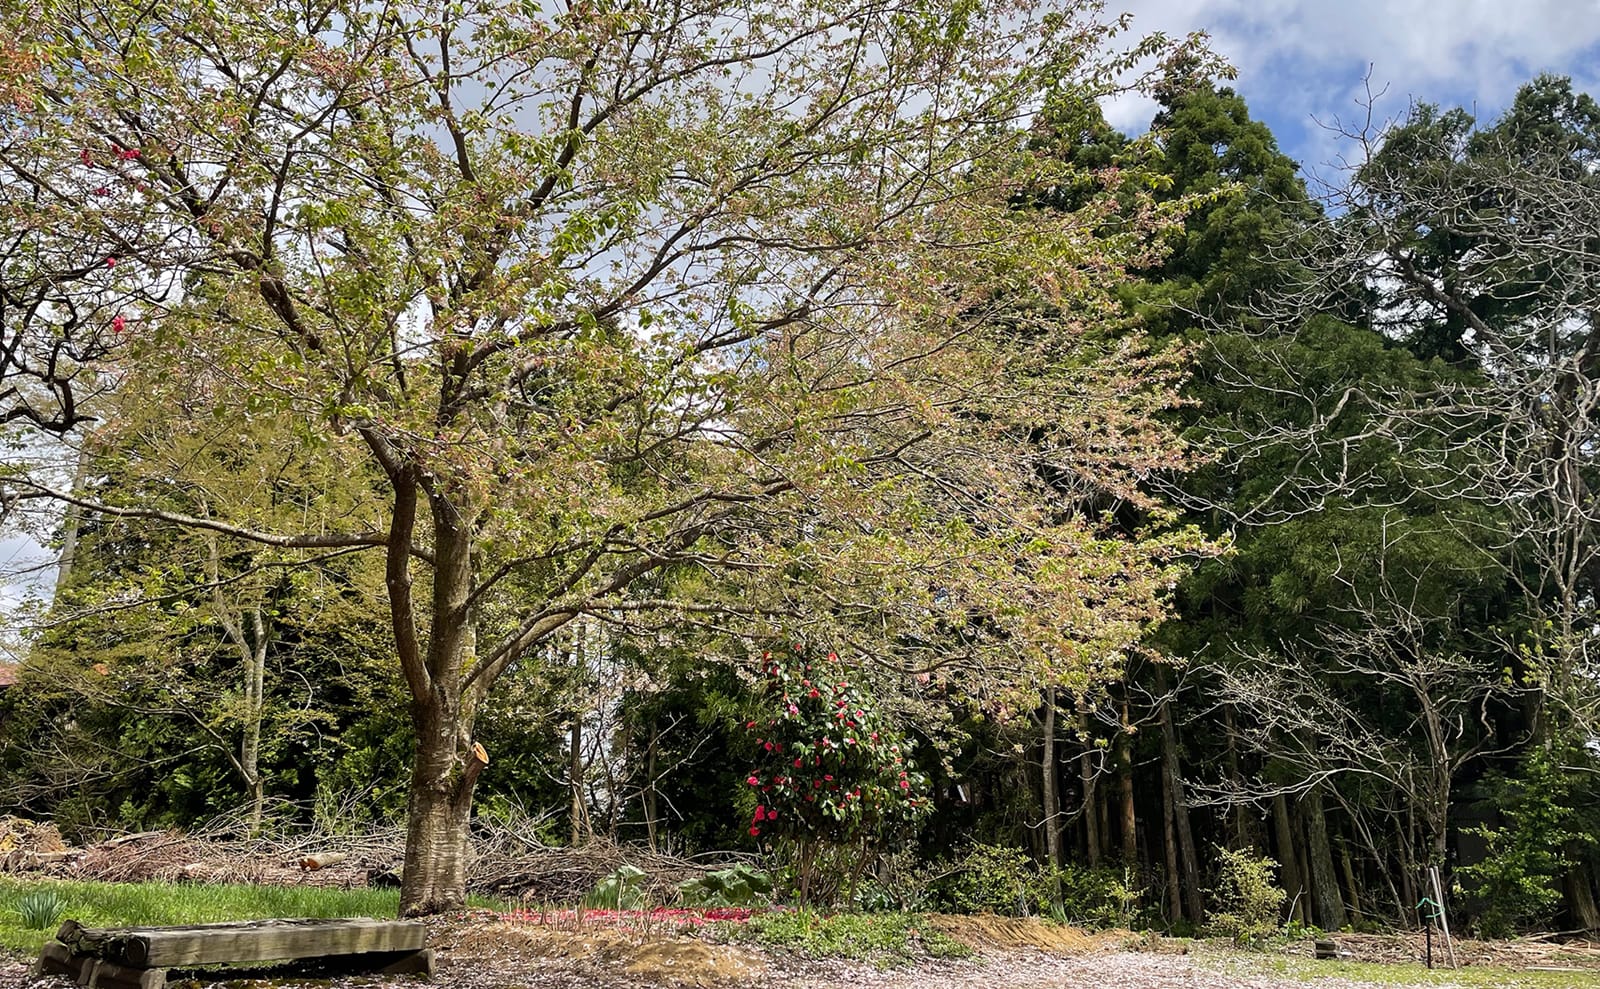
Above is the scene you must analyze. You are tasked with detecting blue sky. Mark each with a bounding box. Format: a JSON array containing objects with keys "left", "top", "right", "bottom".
[{"left": 1103, "top": 0, "right": 1600, "bottom": 179}]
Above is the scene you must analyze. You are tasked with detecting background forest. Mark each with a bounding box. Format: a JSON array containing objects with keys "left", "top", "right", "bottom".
[{"left": 1, "top": 0, "right": 1598, "bottom": 939}]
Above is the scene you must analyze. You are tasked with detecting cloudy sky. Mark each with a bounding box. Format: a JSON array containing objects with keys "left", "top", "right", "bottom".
[{"left": 1104, "top": 0, "right": 1600, "bottom": 178}]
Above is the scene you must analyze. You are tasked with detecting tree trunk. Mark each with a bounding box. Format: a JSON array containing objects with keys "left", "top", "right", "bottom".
[
  {"left": 1079, "top": 713, "right": 1101, "bottom": 868},
  {"left": 1156, "top": 667, "right": 1203, "bottom": 923},
  {"left": 1302, "top": 786, "right": 1347, "bottom": 930},
  {"left": 395, "top": 489, "right": 485, "bottom": 917},
  {"left": 400, "top": 721, "right": 476, "bottom": 917},
  {"left": 242, "top": 608, "right": 267, "bottom": 835},
  {"left": 645, "top": 720, "right": 660, "bottom": 854},
  {"left": 1565, "top": 855, "right": 1600, "bottom": 931},
  {"left": 1161, "top": 758, "right": 1182, "bottom": 923},
  {"left": 569, "top": 719, "right": 586, "bottom": 846},
  {"left": 1117, "top": 698, "right": 1137, "bottom": 865},
  {"left": 1222, "top": 705, "right": 1249, "bottom": 848},
  {"left": 1273, "top": 793, "right": 1306, "bottom": 924},
  {"left": 1396, "top": 824, "right": 1418, "bottom": 927},
  {"left": 1042, "top": 686, "right": 1063, "bottom": 906},
  {"left": 1339, "top": 840, "right": 1364, "bottom": 922}
]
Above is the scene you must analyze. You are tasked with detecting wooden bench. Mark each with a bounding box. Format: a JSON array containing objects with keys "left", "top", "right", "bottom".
[{"left": 34, "top": 917, "right": 432, "bottom": 989}]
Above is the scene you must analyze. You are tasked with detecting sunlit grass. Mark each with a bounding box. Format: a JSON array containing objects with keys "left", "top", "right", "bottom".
[{"left": 0, "top": 877, "right": 496, "bottom": 957}]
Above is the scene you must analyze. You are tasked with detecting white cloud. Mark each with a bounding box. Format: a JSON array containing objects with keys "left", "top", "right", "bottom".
[{"left": 1102, "top": 0, "right": 1600, "bottom": 167}]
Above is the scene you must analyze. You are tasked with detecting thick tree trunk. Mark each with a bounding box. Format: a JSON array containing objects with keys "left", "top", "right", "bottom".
[
  {"left": 1273, "top": 793, "right": 1305, "bottom": 924},
  {"left": 1042, "top": 686, "right": 1063, "bottom": 905},
  {"left": 1302, "top": 786, "right": 1347, "bottom": 930},
  {"left": 1566, "top": 855, "right": 1600, "bottom": 931},
  {"left": 396, "top": 490, "right": 485, "bottom": 917},
  {"left": 400, "top": 725, "right": 476, "bottom": 917},
  {"left": 1156, "top": 668, "right": 1203, "bottom": 923}
]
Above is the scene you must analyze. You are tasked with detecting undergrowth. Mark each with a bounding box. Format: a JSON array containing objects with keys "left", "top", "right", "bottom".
[{"left": 721, "top": 909, "right": 971, "bottom": 966}]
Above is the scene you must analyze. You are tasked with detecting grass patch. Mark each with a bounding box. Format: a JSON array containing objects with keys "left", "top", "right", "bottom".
[
  {"left": 0, "top": 877, "right": 494, "bottom": 958},
  {"left": 1229, "top": 955, "right": 1600, "bottom": 987},
  {"left": 722, "top": 910, "right": 971, "bottom": 966}
]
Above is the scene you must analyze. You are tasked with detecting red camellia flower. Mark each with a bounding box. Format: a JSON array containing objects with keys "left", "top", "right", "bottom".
[
  {"left": 111, "top": 314, "right": 125, "bottom": 334},
  {"left": 754, "top": 806, "right": 766, "bottom": 822},
  {"left": 793, "top": 757, "right": 802, "bottom": 768},
  {"left": 93, "top": 187, "right": 110, "bottom": 196},
  {"left": 749, "top": 826, "right": 760, "bottom": 836},
  {"left": 119, "top": 148, "right": 140, "bottom": 160},
  {"left": 105, "top": 257, "right": 117, "bottom": 267},
  {"left": 746, "top": 721, "right": 757, "bottom": 729},
  {"left": 80, "top": 149, "right": 93, "bottom": 166},
  {"left": 746, "top": 776, "right": 759, "bottom": 786}
]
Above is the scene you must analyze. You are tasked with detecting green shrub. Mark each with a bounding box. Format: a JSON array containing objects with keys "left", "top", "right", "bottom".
[
  {"left": 937, "top": 842, "right": 1043, "bottom": 916},
  {"left": 14, "top": 889, "right": 66, "bottom": 931},
  {"left": 728, "top": 909, "right": 970, "bottom": 964},
  {"left": 583, "top": 864, "right": 649, "bottom": 909},
  {"left": 1459, "top": 750, "right": 1576, "bottom": 938},
  {"left": 1206, "top": 847, "right": 1285, "bottom": 944},
  {"left": 678, "top": 864, "right": 772, "bottom": 907},
  {"left": 1055, "top": 863, "right": 1138, "bottom": 928}
]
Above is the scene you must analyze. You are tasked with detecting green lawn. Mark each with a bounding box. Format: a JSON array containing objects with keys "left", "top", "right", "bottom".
[
  {"left": 0, "top": 877, "right": 418, "bottom": 957},
  {"left": 1227, "top": 955, "right": 1600, "bottom": 988}
]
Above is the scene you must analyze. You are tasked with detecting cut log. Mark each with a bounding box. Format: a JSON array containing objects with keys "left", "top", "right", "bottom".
[
  {"left": 299, "top": 852, "right": 349, "bottom": 871},
  {"left": 34, "top": 939, "right": 91, "bottom": 982},
  {"left": 1314, "top": 938, "right": 1339, "bottom": 960},
  {"left": 60, "top": 917, "right": 424, "bottom": 968},
  {"left": 83, "top": 958, "right": 166, "bottom": 989}
]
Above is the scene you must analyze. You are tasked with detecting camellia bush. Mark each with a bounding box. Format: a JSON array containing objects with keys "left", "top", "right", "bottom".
[{"left": 743, "top": 647, "right": 930, "bottom": 905}]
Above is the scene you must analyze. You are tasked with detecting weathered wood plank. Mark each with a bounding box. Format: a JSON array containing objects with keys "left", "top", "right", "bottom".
[
  {"left": 61, "top": 918, "right": 425, "bottom": 967},
  {"left": 33, "top": 939, "right": 91, "bottom": 982},
  {"left": 84, "top": 958, "right": 166, "bottom": 989}
]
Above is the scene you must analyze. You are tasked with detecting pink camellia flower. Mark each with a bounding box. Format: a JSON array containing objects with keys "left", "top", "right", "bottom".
[
  {"left": 899, "top": 780, "right": 910, "bottom": 789},
  {"left": 105, "top": 257, "right": 117, "bottom": 267},
  {"left": 119, "top": 148, "right": 140, "bottom": 160},
  {"left": 823, "top": 775, "right": 833, "bottom": 782},
  {"left": 764, "top": 742, "right": 773, "bottom": 752},
  {"left": 111, "top": 314, "right": 125, "bottom": 333},
  {"left": 766, "top": 809, "right": 777, "bottom": 819},
  {"left": 844, "top": 738, "right": 855, "bottom": 746},
  {"left": 746, "top": 776, "right": 759, "bottom": 786},
  {"left": 746, "top": 721, "right": 757, "bottom": 729},
  {"left": 827, "top": 652, "right": 838, "bottom": 661}
]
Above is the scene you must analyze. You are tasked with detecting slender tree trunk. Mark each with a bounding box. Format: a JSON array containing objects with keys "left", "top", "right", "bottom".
[
  {"left": 1161, "top": 760, "right": 1182, "bottom": 923},
  {"left": 1339, "top": 840, "right": 1364, "bottom": 922},
  {"left": 1079, "top": 713, "right": 1101, "bottom": 868},
  {"left": 1117, "top": 698, "right": 1137, "bottom": 865},
  {"left": 1156, "top": 667, "right": 1203, "bottom": 923},
  {"left": 570, "top": 719, "right": 586, "bottom": 846},
  {"left": 645, "top": 720, "right": 660, "bottom": 854},
  {"left": 1397, "top": 824, "right": 1418, "bottom": 927},
  {"left": 1302, "top": 786, "right": 1347, "bottom": 930},
  {"left": 1273, "top": 793, "right": 1305, "bottom": 924},
  {"left": 1042, "top": 686, "right": 1063, "bottom": 906},
  {"left": 242, "top": 608, "right": 267, "bottom": 835},
  {"left": 1222, "top": 706, "right": 1251, "bottom": 849}
]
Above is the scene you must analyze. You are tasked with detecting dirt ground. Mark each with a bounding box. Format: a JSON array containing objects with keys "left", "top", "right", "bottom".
[{"left": 10, "top": 914, "right": 1593, "bottom": 989}]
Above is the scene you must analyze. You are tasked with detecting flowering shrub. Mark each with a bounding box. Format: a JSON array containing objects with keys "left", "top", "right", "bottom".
[{"left": 742, "top": 645, "right": 930, "bottom": 903}]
